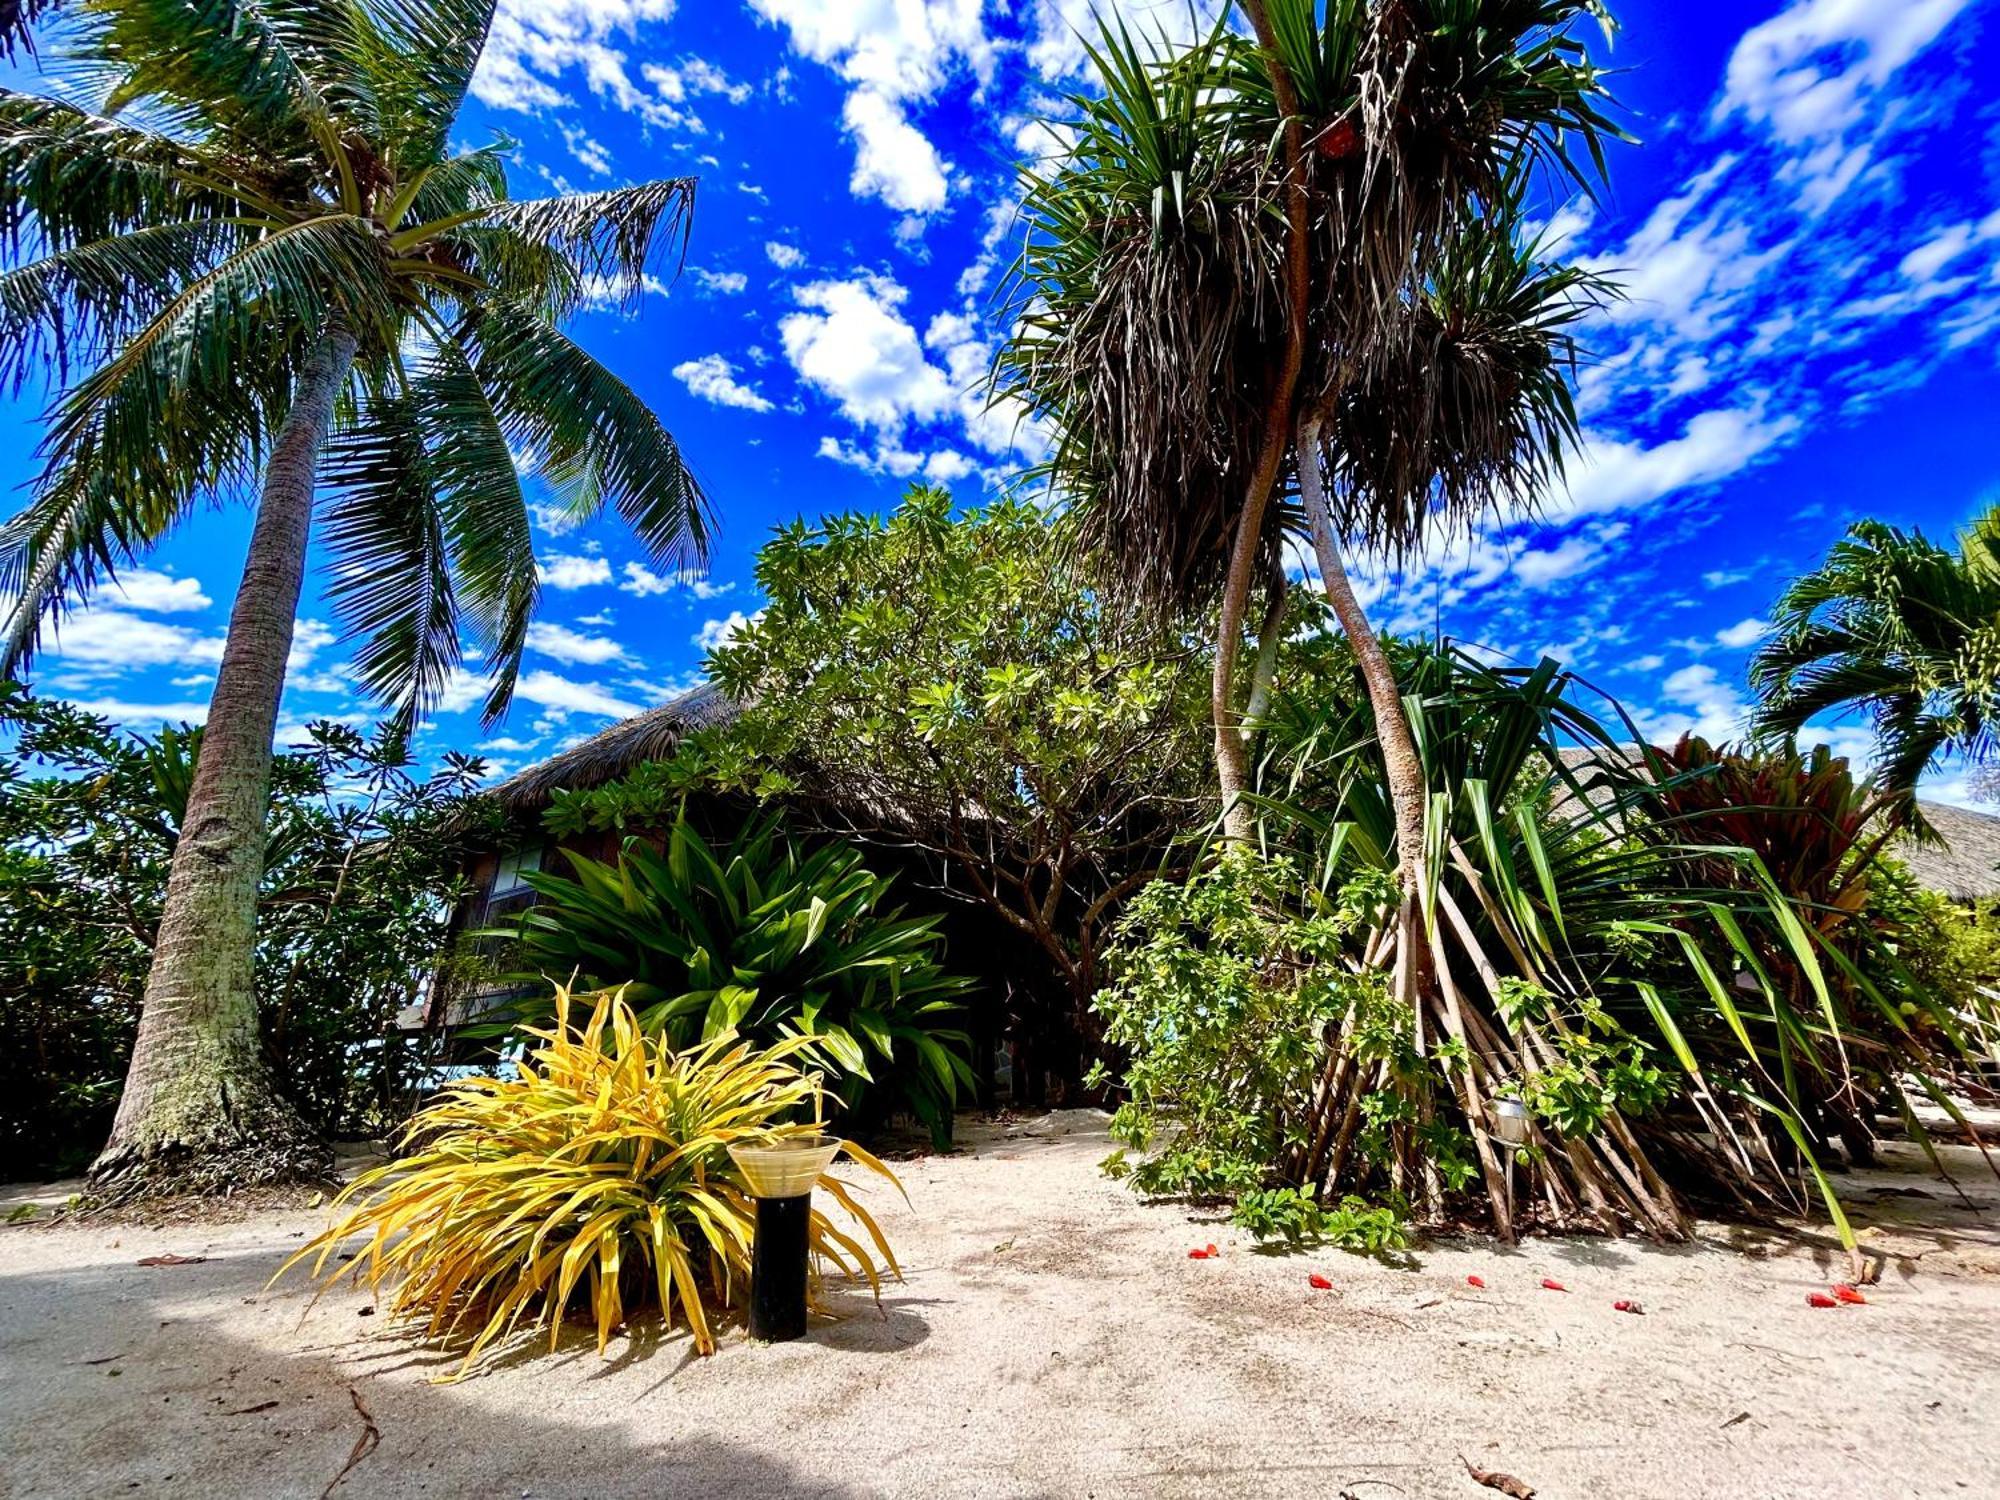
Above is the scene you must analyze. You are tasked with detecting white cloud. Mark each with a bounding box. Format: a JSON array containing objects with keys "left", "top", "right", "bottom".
[
  {"left": 843, "top": 90, "right": 952, "bottom": 214},
  {"left": 746, "top": 0, "right": 991, "bottom": 101},
  {"left": 107, "top": 568, "right": 211, "bottom": 614},
  {"left": 1559, "top": 408, "right": 1799, "bottom": 519},
  {"left": 694, "top": 610, "right": 756, "bottom": 652},
  {"left": 1702, "top": 568, "right": 1750, "bottom": 589},
  {"left": 537, "top": 553, "right": 614, "bottom": 590},
  {"left": 643, "top": 54, "right": 752, "bottom": 105},
  {"left": 620, "top": 562, "right": 675, "bottom": 597},
  {"left": 1717, "top": 0, "right": 1973, "bottom": 143},
  {"left": 1512, "top": 536, "right": 1602, "bottom": 589},
  {"left": 690, "top": 577, "right": 735, "bottom": 601},
  {"left": 745, "top": 0, "right": 984, "bottom": 213},
  {"left": 472, "top": 0, "right": 685, "bottom": 125},
  {"left": 673, "top": 353, "right": 774, "bottom": 412},
  {"left": 1640, "top": 662, "right": 1753, "bottom": 747},
  {"left": 1715, "top": 617, "right": 1770, "bottom": 649},
  {"left": 691, "top": 267, "right": 749, "bottom": 295},
  {"left": 817, "top": 435, "right": 975, "bottom": 483},
  {"left": 780, "top": 274, "right": 951, "bottom": 431},
  {"left": 46, "top": 609, "right": 224, "bottom": 670},
  {"left": 526, "top": 621, "right": 632, "bottom": 666},
  {"left": 514, "top": 668, "right": 641, "bottom": 720},
  {"left": 288, "top": 619, "right": 336, "bottom": 672},
  {"left": 765, "top": 240, "right": 806, "bottom": 270},
  {"left": 67, "top": 696, "right": 217, "bottom": 727}
]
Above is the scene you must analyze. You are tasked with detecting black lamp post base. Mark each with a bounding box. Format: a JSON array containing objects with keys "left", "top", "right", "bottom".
[{"left": 748, "top": 1192, "right": 812, "bottom": 1342}]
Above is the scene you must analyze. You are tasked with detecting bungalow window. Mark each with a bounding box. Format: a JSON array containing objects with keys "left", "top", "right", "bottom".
[{"left": 482, "top": 844, "right": 548, "bottom": 924}]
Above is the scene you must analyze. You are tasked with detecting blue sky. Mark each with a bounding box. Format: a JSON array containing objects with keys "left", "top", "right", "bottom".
[{"left": 4, "top": 0, "right": 1998, "bottom": 800}]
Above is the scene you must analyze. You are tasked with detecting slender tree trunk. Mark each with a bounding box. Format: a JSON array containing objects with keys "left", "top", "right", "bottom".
[
  {"left": 1241, "top": 574, "right": 1287, "bottom": 746},
  {"left": 1295, "top": 418, "right": 1437, "bottom": 1018},
  {"left": 1216, "top": 0, "right": 1313, "bottom": 845},
  {"left": 91, "top": 327, "right": 358, "bottom": 1198}
]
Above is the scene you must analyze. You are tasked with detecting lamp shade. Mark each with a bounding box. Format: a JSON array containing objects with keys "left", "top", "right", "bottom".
[
  {"left": 728, "top": 1136, "right": 843, "bottom": 1200},
  {"left": 1490, "top": 1098, "right": 1531, "bottom": 1149}
]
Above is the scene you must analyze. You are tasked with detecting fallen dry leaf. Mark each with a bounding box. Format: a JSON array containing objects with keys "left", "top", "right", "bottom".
[
  {"left": 1460, "top": 1453, "right": 1535, "bottom": 1498},
  {"left": 135, "top": 1254, "right": 205, "bottom": 1268}
]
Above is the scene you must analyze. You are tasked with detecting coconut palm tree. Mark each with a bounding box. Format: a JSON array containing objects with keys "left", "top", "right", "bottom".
[
  {"left": 1751, "top": 509, "right": 2000, "bottom": 809},
  {"left": 0, "top": 0, "right": 710, "bottom": 1196}
]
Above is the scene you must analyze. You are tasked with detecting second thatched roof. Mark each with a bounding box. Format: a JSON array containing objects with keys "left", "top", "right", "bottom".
[{"left": 484, "top": 681, "right": 739, "bottom": 817}]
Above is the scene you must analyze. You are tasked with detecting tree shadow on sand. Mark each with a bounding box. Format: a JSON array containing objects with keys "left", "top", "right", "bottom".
[{"left": 0, "top": 1243, "right": 936, "bottom": 1499}]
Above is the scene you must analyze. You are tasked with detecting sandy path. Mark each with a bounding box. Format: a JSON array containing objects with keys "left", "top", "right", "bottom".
[{"left": 4, "top": 1112, "right": 1998, "bottom": 1500}]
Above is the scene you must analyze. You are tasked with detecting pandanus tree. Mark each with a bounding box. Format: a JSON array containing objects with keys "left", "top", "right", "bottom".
[
  {"left": 997, "top": 1, "right": 1620, "bottom": 1234},
  {"left": 0, "top": 0, "right": 710, "bottom": 1195},
  {"left": 1751, "top": 508, "right": 2000, "bottom": 814}
]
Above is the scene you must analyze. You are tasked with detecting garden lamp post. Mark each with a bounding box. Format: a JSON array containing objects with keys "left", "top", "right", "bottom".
[
  {"left": 726, "top": 1136, "right": 843, "bottom": 1342},
  {"left": 1490, "top": 1099, "right": 1531, "bottom": 1229}
]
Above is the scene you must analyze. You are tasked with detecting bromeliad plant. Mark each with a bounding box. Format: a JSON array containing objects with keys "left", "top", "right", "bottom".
[
  {"left": 282, "top": 986, "right": 903, "bottom": 1374},
  {"left": 492, "top": 808, "right": 975, "bottom": 1144}
]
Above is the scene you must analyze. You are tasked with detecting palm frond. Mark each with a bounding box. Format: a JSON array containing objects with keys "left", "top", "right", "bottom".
[
  {"left": 320, "top": 378, "right": 460, "bottom": 725},
  {"left": 467, "top": 299, "right": 711, "bottom": 574},
  {"left": 415, "top": 329, "right": 537, "bottom": 725},
  {"left": 466, "top": 177, "right": 697, "bottom": 315}
]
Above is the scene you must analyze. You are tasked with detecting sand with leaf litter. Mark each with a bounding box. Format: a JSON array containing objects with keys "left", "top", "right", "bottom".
[{"left": 4, "top": 1112, "right": 1999, "bottom": 1500}]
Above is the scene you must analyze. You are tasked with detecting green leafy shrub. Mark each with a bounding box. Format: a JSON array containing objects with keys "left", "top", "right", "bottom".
[
  {"left": 1091, "top": 854, "right": 1383, "bottom": 1199},
  {"left": 1230, "top": 1187, "right": 1409, "bottom": 1253},
  {"left": 0, "top": 688, "right": 481, "bottom": 1176},
  {"left": 492, "top": 808, "right": 974, "bottom": 1143},
  {"left": 284, "top": 987, "right": 903, "bottom": 1374}
]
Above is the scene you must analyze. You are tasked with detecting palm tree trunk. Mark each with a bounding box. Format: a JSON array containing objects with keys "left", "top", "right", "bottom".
[
  {"left": 1216, "top": 0, "right": 1312, "bottom": 845},
  {"left": 91, "top": 327, "right": 357, "bottom": 1197},
  {"left": 1295, "top": 418, "right": 1437, "bottom": 1018}
]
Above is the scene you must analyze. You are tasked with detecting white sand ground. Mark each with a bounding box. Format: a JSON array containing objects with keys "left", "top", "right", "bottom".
[{"left": 4, "top": 1111, "right": 1999, "bottom": 1500}]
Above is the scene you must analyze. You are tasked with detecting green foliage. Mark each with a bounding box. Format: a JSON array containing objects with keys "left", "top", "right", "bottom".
[
  {"left": 1247, "top": 634, "right": 1997, "bottom": 1240},
  {"left": 0, "top": 686, "right": 483, "bottom": 1175},
  {"left": 284, "top": 987, "right": 904, "bottom": 1373},
  {"left": 0, "top": 0, "right": 708, "bottom": 723},
  {"left": 1230, "top": 1187, "right": 1409, "bottom": 1254},
  {"left": 491, "top": 807, "right": 974, "bottom": 1144},
  {"left": 1867, "top": 863, "right": 2000, "bottom": 1049},
  {"left": 1092, "top": 853, "right": 1382, "bottom": 1198},
  {"left": 994, "top": 0, "right": 1622, "bottom": 612},
  {"left": 554, "top": 487, "right": 1211, "bottom": 1053},
  {"left": 1751, "top": 508, "right": 2000, "bottom": 806}
]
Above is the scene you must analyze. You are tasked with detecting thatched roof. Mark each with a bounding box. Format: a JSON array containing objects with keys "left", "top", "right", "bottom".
[
  {"left": 1551, "top": 746, "right": 2000, "bottom": 901},
  {"left": 1897, "top": 800, "right": 2000, "bottom": 902},
  {"left": 486, "top": 681, "right": 739, "bottom": 816}
]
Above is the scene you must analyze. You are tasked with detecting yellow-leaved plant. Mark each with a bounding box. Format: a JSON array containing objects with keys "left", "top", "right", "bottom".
[{"left": 278, "top": 985, "right": 903, "bottom": 1375}]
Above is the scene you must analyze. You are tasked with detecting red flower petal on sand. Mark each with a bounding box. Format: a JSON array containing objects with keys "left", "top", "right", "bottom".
[
  {"left": 1206, "top": 1244, "right": 1218, "bottom": 1256},
  {"left": 1541, "top": 1278, "right": 1568, "bottom": 1292},
  {"left": 1613, "top": 1299, "right": 1644, "bottom": 1315},
  {"left": 1309, "top": 1273, "right": 1333, "bottom": 1290},
  {"left": 1807, "top": 1291, "right": 1839, "bottom": 1308},
  {"left": 1832, "top": 1284, "right": 1868, "bottom": 1305},
  {"left": 1466, "top": 1275, "right": 1486, "bottom": 1289},
  {"left": 1187, "top": 1248, "right": 1210, "bottom": 1260}
]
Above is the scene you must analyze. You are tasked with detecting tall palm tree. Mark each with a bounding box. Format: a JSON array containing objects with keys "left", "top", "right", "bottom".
[
  {"left": 0, "top": 0, "right": 710, "bottom": 1196},
  {"left": 1752, "top": 509, "right": 2000, "bottom": 811},
  {"left": 997, "top": 0, "right": 1618, "bottom": 1233},
  {"left": 998, "top": 1, "right": 1613, "bottom": 951}
]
